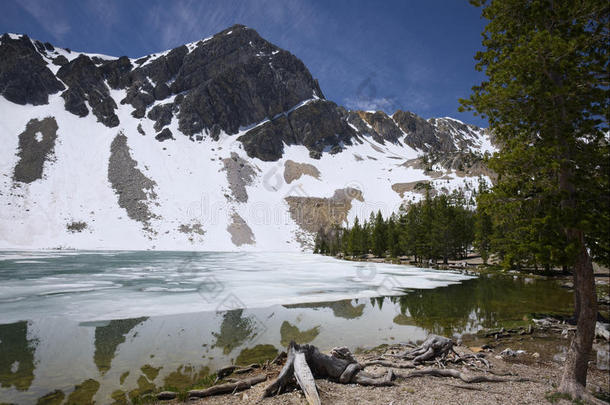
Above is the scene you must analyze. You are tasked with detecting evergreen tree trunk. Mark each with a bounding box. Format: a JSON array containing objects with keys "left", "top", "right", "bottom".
[
  {"left": 559, "top": 230, "right": 597, "bottom": 396},
  {"left": 558, "top": 166, "right": 598, "bottom": 398}
]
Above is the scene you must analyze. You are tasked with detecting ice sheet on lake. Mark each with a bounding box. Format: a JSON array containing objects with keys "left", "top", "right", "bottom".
[{"left": 0, "top": 251, "right": 474, "bottom": 322}]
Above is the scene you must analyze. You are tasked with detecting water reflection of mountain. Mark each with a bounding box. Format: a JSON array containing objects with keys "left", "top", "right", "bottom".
[
  {"left": 0, "top": 321, "right": 36, "bottom": 391},
  {"left": 93, "top": 317, "right": 148, "bottom": 374},
  {"left": 65, "top": 379, "right": 100, "bottom": 405},
  {"left": 284, "top": 299, "right": 365, "bottom": 319},
  {"left": 280, "top": 321, "right": 320, "bottom": 347},
  {"left": 236, "top": 344, "right": 279, "bottom": 365},
  {"left": 212, "top": 309, "right": 260, "bottom": 354}
]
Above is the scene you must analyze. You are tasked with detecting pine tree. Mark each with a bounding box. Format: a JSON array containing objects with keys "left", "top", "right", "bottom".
[
  {"left": 348, "top": 217, "right": 362, "bottom": 256},
  {"left": 461, "top": 0, "right": 609, "bottom": 398},
  {"left": 387, "top": 213, "right": 401, "bottom": 258},
  {"left": 372, "top": 210, "right": 387, "bottom": 257}
]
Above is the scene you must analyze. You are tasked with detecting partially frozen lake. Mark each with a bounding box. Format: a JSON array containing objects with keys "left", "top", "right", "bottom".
[
  {"left": 0, "top": 251, "right": 472, "bottom": 323},
  {"left": 0, "top": 251, "right": 572, "bottom": 404}
]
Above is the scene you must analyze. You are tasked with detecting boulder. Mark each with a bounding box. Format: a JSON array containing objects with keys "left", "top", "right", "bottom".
[{"left": 155, "top": 128, "right": 174, "bottom": 142}]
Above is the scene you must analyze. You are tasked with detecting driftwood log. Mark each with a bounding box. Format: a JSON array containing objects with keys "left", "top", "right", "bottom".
[
  {"left": 263, "top": 341, "right": 393, "bottom": 404},
  {"left": 157, "top": 335, "right": 531, "bottom": 403}
]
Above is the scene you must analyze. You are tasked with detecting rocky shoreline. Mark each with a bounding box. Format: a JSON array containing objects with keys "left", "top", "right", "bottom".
[
  {"left": 116, "top": 258, "right": 610, "bottom": 405},
  {"left": 139, "top": 318, "right": 608, "bottom": 405}
]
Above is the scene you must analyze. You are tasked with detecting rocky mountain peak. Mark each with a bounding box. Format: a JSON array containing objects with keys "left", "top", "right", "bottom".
[
  {"left": 0, "top": 25, "right": 496, "bottom": 251},
  {"left": 0, "top": 27, "right": 491, "bottom": 162}
]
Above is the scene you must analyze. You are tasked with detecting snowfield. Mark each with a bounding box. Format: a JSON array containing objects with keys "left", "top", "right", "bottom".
[{"left": 0, "top": 35, "right": 495, "bottom": 251}]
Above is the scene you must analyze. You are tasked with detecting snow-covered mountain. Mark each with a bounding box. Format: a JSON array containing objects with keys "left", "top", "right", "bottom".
[{"left": 0, "top": 25, "right": 495, "bottom": 250}]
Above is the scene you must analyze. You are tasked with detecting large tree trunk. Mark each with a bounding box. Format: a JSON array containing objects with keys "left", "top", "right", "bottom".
[
  {"left": 557, "top": 160, "right": 598, "bottom": 401},
  {"left": 559, "top": 230, "right": 598, "bottom": 397}
]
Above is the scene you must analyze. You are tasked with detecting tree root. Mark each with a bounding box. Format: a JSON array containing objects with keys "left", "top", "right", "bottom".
[
  {"left": 400, "top": 335, "right": 456, "bottom": 364},
  {"left": 396, "top": 368, "right": 532, "bottom": 383},
  {"left": 189, "top": 374, "right": 267, "bottom": 398},
  {"left": 158, "top": 336, "right": 534, "bottom": 403},
  {"left": 263, "top": 341, "right": 394, "bottom": 403},
  {"left": 215, "top": 363, "right": 260, "bottom": 382},
  {"left": 558, "top": 381, "right": 607, "bottom": 405},
  {"left": 362, "top": 359, "right": 416, "bottom": 368},
  {"left": 156, "top": 374, "right": 267, "bottom": 400}
]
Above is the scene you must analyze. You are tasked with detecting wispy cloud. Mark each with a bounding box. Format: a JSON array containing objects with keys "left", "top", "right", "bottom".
[
  {"left": 344, "top": 97, "right": 397, "bottom": 112},
  {"left": 145, "top": 0, "right": 320, "bottom": 50},
  {"left": 19, "top": 0, "right": 70, "bottom": 40},
  {"left": 85, "top": 0, "right": 118, "bottom": 28}
]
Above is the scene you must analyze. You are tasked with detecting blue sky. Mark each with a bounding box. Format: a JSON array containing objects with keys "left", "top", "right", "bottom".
[{"left": 1, "top": 0, "right": 488, "bottom": 127}]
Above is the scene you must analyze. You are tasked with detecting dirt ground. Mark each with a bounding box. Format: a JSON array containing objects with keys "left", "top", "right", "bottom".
[{"left": 163, "top": 328, "right": 609, "bottom": 405}]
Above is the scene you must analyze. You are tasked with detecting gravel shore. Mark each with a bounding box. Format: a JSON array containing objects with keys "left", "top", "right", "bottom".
[{"left": 174, "top": 328, "right": 609, "bottom": 405}]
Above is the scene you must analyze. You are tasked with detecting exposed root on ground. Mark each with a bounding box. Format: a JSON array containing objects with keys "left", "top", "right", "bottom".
[
  {"left": 398, "top": 335, "right": 456, "bottom": 364},
  {"left": 558, "top": 381, "right": 607, "bottom": 405},
  {"left": 156, "top": 374, "right": 267, "bottom": 400},
  {"left": 263, "top": 341, "right": 393, "bottom": 404},
  {"left": 395, "top": 368, "right": 532, "bottom": 383},
  {"left": 157, "top": 335, "right": 535, "bottom": 403}
]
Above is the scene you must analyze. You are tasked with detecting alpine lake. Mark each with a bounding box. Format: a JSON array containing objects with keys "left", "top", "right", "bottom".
[{"left": 0, "top": 251, "right": 572, "bottom": 404}]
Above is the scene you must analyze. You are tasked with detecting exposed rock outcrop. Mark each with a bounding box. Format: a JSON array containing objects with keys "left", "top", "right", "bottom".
[
  {"left": 354, "top": 111, "right": 403, "bottom": 144},
  {"left": 285, "top": 188, "right": 364, "bottom": 236},
  {"left": 108, "top": 133, "right": 158, "bottom": 229},
  {"left": 391, "top": 181, "right": 434, "bottom": 198},
  {"left": 239, "top": 100, "right": 356, "bottom": 161},
  {"left": 393, "top": 110, "right": 447, "bottom": 152},
  {"left": 0, "top": 34, "right": 64, "bottom": 105},
  {"left": 147, "top": 103, "right": 175, "bottom": 131},
  {"left": 222, "top": 152, "right": 257, "bottom": 202},
  {"left": 155, "top": 128, "right": 174, "bottom": 142},
  {"left": 227, "top": 212, "right": 255, "bottom": 246},
  {"left": 119, "top": 25, "right": 323, "bottom": 141},
  {"left": 283, "top": 160, "right": 320, "bottom": 184},
  {"left": 57, "top": 55, "right": 119, "bottom": 127},
  {"left": 178, "top": 223, "right": 205, "bottom": 236},
  {"left": 13, "top": 117, "right": 59, "bottom": 183}
]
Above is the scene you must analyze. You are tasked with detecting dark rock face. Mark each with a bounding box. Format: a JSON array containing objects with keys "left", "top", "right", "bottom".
[
  {"left": 239, "top": 100, "right": 356, "bottom": 161},
  {"left": 121, "top": 25, "right": 322, "bottom": 138},
  {"left": 288, "top": 100, "right": 355, "bottom": 156},
  {"left": 52, "top": 55, "right": 69, "bottom": 66},
  {"left": 13, "top": 117, "right": 59, "bottom": 183},
  {"left": 353, "top": 111, "right": 402, "bottom": 144},
  {"left": 100, "top": 56, "right": 132, "bottom": 89},
  {"left": 155, "top": 128, "right": 174, "bottom": 142},
  {"left": 393, "top": 110, "right": 450, "bottom": 152},
  {"left": 238, "top": 116, "right": 292, "bottom": 161},
  {"left": 1, "top": 26, "right": 490, "bottom": 166},
  {"left": 135, "top": 45, "right": 187, "bottom": 87},
  {"left": 428, "top": 117, "right": 482, "bottom": 151},
  {"left": 393, "top": 111, "right": 486, "bottom": 153},
  {"left": 147, "top": 103, "right": 174, "bottom": 131},
  {"left": 0, "top": 34, "right": 64, "bottom": 105},
  {"left": 57, "top": 55, "right": 119, "bottom": 127}
]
